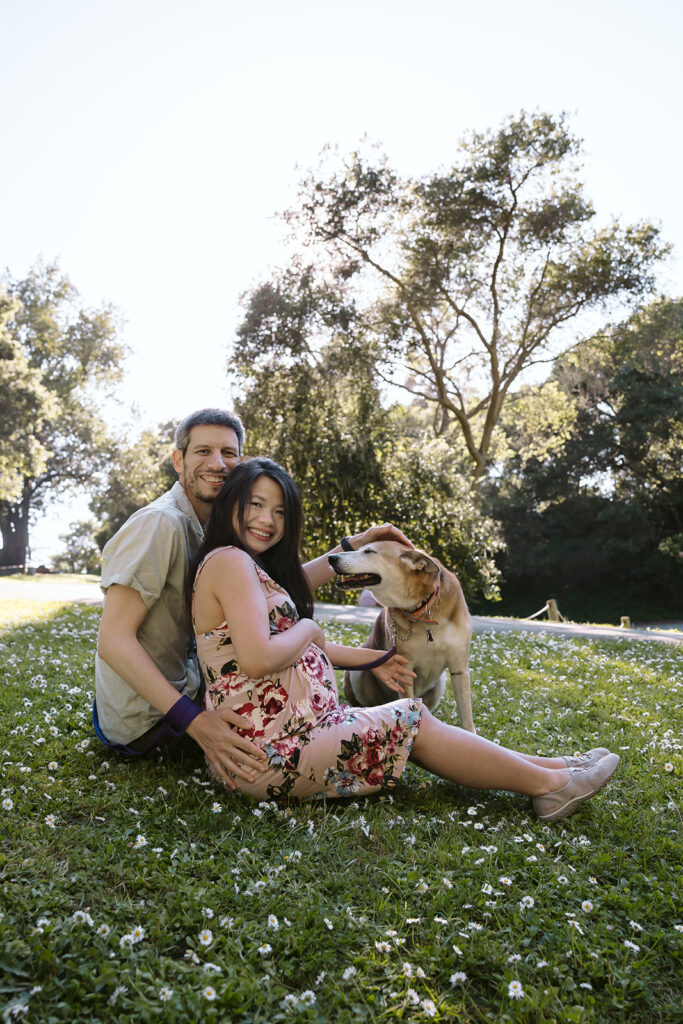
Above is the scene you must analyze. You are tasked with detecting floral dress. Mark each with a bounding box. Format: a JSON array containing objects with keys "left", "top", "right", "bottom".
[{"left": 193, "top": 548, "right": 423, "bottom": 800}]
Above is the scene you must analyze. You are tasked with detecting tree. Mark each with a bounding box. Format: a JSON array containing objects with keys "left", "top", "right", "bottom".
[
  {"left": 89, "top": 422, "right": 177, "bottom": 551},
  {"left": 0, "top": 289, "right": 55, "bottom": 503},
  {"left": 238, "top": 111, "right": 668, "bottom": 477},
  {"left": 232, "top": 337, "right": 502, "bottom": 602},
  {"left": 488, "top": 298, "right": 683, "bottom": 621},
  {"left": 53, "top": 519, "right": 102, "bottom": 575},
  {"left": 0, "top": 261, "right": 127, "bottom": 568}
]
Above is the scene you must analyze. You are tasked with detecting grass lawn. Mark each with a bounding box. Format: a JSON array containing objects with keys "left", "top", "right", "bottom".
[{"left": 1, "top": 602, "right": 681, "bottom": 1023}]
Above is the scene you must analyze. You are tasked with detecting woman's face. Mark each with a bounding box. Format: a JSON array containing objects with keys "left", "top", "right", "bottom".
[{"left": 235, "top": 475, "right": 286, "bottom": 555}]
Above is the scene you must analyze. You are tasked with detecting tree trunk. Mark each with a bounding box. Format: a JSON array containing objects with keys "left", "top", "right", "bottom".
[{"left": 0, "top": 486, "right": 31, "bottom": 570}]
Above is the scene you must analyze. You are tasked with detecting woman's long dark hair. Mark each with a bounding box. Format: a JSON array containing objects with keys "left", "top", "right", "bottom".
[{"left": 187, "top": 457, "right": 314, "bottom": 620}]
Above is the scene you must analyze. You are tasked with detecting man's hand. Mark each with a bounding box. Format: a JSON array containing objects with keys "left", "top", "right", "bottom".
[
  {"left": 352, "top": 523, "right": 414, "bottom": 550},
  {"left": 187, "top": 708, "right": 268, "bottom": 790},
  {"left": 371, "top": 653, "right": 416, "bottom": 696}
]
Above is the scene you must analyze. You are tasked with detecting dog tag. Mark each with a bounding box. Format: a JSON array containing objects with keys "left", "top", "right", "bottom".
[{"left": 427, "top": 629, "right": 434, "bottom": 642}]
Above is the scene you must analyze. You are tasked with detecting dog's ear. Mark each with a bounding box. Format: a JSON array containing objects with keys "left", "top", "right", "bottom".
[{"left": 401, "top": 550, "right": 440, "bottom": 576}]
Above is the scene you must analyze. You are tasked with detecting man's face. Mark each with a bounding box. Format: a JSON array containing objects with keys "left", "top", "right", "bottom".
[{"left": 172, "top": 424, "right": 242, "bottom": 520}]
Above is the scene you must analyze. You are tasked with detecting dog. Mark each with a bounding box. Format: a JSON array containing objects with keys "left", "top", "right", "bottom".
[{"left": 328, "top": 541, "right": 475, "bottom": 731}]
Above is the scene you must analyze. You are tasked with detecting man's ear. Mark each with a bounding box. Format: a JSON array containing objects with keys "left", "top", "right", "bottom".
[
  {"left": 401, "top": 549, "right": 440, "bottom": 575},
  {"left": 172, "top": 449, "right": 184, "bottom": 475}
]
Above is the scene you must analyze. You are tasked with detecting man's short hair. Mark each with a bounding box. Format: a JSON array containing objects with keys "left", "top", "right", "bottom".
[{"left": 174, "top": 409, "right": 245, "bottom": 456}]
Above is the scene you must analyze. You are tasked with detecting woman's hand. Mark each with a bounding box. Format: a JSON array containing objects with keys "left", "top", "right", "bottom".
[{"left": 371, "top": 653, "right": 416, "bottom": 695}]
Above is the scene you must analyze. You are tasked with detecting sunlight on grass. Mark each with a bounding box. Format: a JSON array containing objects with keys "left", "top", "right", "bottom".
[
  {"left": 1, "top": 573, "right": 101, "bottom": 584},
  {"left": 0, "top": 598, "right": 70, "bottom": 630},
  {"left": 1, "top": 607, "right": 681, "bottom": 1022}
]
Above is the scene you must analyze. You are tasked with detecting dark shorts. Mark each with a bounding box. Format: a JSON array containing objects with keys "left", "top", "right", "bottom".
[{"left": 92, "top": 678, "right": 206, "bottom": 761}]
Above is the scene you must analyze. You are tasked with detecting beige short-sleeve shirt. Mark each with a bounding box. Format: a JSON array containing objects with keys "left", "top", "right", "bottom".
[{"left": 94, "top": 482, "right": 203, "bottom": 744}]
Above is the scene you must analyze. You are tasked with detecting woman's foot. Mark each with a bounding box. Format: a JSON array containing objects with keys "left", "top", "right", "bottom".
[
  {"left": 533, "top": 753, "right": 620, "bottom": 823},
  {"left": 562, "top": 746, "right": 611, "bottom": 769}
]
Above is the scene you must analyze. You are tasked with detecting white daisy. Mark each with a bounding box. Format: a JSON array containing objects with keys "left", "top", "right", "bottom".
[{"left": 508, "top": 980, "right": 524, "bottom": 999}]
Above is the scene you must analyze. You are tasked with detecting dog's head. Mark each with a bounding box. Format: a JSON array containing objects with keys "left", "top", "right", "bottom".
[{"left": 328, "top": 540, "right": 440, "bottom": 610}]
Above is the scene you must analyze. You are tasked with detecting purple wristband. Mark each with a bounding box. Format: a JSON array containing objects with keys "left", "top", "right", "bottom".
[
  {"left": 165, "top": 695, "right": 203, "bottom": 736},
  {"left": 338, "top": 645, "right": 398, "bottom": 671}
]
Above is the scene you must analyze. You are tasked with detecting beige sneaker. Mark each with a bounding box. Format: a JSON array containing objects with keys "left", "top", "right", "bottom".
[
  {"left": 533, "top": 753, "right": 620, "bottom": 823},
  {"left": 562, "top": 747, "right": 611, "bottom": 769}
]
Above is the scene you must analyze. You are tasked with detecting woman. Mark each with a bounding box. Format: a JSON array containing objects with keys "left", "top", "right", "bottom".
[{"left": 188, "top": 458, "right": 619, "bottom": 821}]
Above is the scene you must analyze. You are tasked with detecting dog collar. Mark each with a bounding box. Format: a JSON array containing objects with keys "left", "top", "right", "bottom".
[{"left": 405, "top": 581, "right": 440, "bottom": 624}]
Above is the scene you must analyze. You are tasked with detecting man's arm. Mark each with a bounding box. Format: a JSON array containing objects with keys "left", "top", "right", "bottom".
[
  {"left": 97, "top": 584, "right": 267, "bottom": 788},
  {"left": 303, "top": 523, "right": 414, "bottom": 591}
]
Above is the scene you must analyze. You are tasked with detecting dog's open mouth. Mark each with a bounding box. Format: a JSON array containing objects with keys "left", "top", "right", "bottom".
[{"left": 334, "top": 572, "right": 381, "bottom": 590}]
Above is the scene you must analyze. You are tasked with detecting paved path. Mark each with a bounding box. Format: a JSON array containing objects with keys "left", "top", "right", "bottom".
[
  {"left": 0, "top": 580, "right": 680, "bottom": 645},
  {"left": 314, "top": 603, "right": 683, "bottom": 645}
]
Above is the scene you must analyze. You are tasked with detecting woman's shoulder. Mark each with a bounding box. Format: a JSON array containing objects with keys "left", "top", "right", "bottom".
[
  {"left": 200, "top": 545, "right": 256, "bottom": 575},
  {"left": 195, "top": 547, "right": 263, "bottom": 592}
]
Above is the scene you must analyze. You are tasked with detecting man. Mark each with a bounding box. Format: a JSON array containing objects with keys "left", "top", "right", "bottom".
[{"left": 95, "top": 407, "right": 410, "bottom": 789}]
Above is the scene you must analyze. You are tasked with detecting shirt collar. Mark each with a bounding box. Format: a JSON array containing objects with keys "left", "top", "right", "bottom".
[{"left": 171, "top": 481, "right": 204, "bottom": 539}]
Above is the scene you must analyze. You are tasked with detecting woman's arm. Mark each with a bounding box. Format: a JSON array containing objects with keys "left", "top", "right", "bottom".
[
  {"left": 199, "top": 548, "right": 324, "bottom": 678},
  {"left": 325, "top": 642, "right": 416, "bottom": 696}
]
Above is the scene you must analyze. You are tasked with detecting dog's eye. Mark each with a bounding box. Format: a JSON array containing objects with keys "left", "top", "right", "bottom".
[{"left": 363, "top": 547, "right": 376, "bottom": 554}]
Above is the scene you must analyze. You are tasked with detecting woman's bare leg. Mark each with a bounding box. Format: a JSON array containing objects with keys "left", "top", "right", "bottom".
[
  {"left": 518, "top": 752, "right": 567, "bottom": 768},
  {"left": 410, "top": 708, "right": 570, "bottom": 797}
]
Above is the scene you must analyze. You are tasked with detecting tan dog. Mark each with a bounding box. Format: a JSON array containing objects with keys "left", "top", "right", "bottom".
[{"left": 328, "top": 541, "right": 475, "bottom": 731}]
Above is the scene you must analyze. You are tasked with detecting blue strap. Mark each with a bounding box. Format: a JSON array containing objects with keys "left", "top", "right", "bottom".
[
  {"left": 333, "top": 645, "right": 398, "bottom": 671},
  {"left": 92, "top": 698, "right": 174, "bottom": 757}
]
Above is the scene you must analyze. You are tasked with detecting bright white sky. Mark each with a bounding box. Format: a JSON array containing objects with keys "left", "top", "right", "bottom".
[{"left": 2, "top": 0, "right": 681, "bottom": 561}]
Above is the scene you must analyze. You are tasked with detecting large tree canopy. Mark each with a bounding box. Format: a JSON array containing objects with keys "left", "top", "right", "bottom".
[
  {"left": 237, "top": 111, "right": 668, "bottom": 477},
  {"left": 0, "top": 262, "right": 127, "bottom": 568}
]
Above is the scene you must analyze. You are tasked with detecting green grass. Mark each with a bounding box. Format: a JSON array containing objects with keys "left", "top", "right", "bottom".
[{"left": 1, "top": 605, "right": 681, "bottom": 1023}]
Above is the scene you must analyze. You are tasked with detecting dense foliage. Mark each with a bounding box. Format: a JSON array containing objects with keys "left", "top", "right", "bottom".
[
  {"left": 485, "top": 298, "right": 683, "bottom": 622},
  {"left": 232, "top": 337, "right": 502, "bottom": 602}
]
